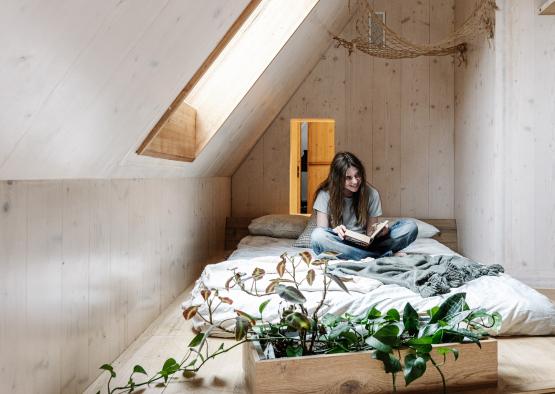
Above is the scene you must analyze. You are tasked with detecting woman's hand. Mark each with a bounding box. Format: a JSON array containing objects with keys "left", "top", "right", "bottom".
[
  {"left": 378, "top": 222, "right": 389, "bottom": 237},
  {"left": 333, "top": 224, "right": 348, "bottom": 239}
]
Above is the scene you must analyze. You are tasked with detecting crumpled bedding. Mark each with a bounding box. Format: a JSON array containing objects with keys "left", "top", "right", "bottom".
[
  {"left": 328, "top": 254, "right": 504, "bottom": 297},
  {"left": 183, "top": 237, "right": 555, "bottom": 337}
]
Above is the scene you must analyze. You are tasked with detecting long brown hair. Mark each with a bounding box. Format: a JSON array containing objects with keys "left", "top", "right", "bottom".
[{"left": 313, "top": 152, "right": 369, "bottom": 228}]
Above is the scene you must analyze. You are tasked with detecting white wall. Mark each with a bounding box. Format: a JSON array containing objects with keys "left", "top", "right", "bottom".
[
  {"left": 454, "top": 0, "right": 555, "bottom": 287},
  {"left": 0, "top": 177, "right": 230, "bottom": 393},
  {"left": 233, "top": 0, "right": 455, "bottom": 219}
]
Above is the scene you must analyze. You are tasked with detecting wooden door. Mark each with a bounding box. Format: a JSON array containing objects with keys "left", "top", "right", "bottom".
[
  {"left": 307, "top": 121, "right": 335, "bottom": 212},
  {"left": 289, "top": 120, "right": 302, "bottom": 214}
]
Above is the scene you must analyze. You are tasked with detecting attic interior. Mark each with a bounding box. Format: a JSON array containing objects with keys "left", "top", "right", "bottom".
[{"left": 1, "top": 0, "right": 554, "bottom": 393}]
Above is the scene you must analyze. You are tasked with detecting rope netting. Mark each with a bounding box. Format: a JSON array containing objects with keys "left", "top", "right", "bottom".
[{"left": 333, "top": 0, "right": 498, "bottom": 63}]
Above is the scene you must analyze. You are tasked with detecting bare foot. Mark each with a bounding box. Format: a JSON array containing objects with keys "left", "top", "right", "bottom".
[{"left": 394, "top": 251, "right": 407, "bottom": 257}]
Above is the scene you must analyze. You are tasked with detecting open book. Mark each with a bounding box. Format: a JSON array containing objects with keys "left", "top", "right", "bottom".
[{"left": 343, "top": 220, "right": 389, "bottom": 248}]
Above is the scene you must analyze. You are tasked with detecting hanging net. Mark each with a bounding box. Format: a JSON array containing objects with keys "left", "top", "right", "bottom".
[{"left": 333, "top": 0, "right": 498, "bottom": 63}]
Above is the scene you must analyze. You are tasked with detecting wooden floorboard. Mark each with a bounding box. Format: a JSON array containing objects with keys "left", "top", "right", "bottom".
[{"left": 85, "top": 286, "right": 555, "bottom": 394}]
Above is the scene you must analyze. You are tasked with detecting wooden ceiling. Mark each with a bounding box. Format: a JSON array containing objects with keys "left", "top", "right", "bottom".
[{"left": 0, "top": 0, "right": 352, "bottom": 179}]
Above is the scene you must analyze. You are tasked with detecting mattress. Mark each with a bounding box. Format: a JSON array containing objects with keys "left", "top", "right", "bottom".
[{"left": 183, "top": 236, "right": 555, "bottom": 336}]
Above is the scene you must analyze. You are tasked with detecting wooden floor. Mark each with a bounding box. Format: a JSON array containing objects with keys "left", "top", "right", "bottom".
[{"left": 85, "top": 288, "right": 555, "bottom": 394}]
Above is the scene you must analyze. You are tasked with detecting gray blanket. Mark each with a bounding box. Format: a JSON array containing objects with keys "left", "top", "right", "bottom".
[{"left": 328, "top": 254, "right": 504, "bottom": 297}]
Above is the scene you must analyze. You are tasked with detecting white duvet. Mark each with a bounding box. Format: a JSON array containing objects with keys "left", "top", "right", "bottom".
[{"left": 183, "top": 238, "right": 555, "bottom": 336}]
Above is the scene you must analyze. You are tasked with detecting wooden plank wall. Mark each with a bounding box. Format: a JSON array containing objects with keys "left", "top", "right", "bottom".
[
  {"left": 454, "top": 0, "right": 555, "bottom": 288},
  {"left": 0, "top": 177, "right": 230, "bottom": 394},
  {"left": 232, "top": 0, "right": 455, "bottom": 219},
  {"left": 0, "top": 0, "right": 250, "bottom": 180}
]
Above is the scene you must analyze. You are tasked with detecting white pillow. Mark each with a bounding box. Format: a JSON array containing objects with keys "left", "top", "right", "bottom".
[
  {"left": 248, "top": 214, "right": 310, "bottom": 239},
  {"left": 382, "top": 217, "right": 440, "bottom": 238}
]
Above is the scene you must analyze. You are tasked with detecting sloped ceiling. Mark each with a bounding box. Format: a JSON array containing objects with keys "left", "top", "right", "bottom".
[{"left": 0, "top": 0, "right": 351, "bottom": 180}]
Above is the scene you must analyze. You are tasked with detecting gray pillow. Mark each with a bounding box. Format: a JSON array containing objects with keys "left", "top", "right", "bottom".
[
  {"left": 382, "top": 217, "right": 440, "bottom": 238},
  {"left": 248, "top": 214, "right": 310, "bottom": 239},
  {"left": 293, "top": 214, "right": 317, "bottom": 248}
]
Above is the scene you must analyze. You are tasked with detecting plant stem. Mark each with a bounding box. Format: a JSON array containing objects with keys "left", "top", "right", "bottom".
[
  {"left": 391, "top": 371, "right": 397, "bottom": 393},
  {"left": 430, "top": 356, "right": 447, "bottom": 394}
]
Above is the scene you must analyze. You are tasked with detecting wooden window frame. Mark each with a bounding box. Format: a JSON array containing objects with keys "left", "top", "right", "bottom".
[{"left": 136, "top": 0, "right": 262, "bottom": 162}]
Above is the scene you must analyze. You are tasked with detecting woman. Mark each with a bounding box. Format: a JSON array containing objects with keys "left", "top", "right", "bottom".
[{"left": 310, "top": 152, "right": 417, "bottom": 260}]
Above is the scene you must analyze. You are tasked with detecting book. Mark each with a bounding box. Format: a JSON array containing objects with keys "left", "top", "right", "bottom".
[{"left": 343, "top": 220, "right": 389, "bottom": 248}]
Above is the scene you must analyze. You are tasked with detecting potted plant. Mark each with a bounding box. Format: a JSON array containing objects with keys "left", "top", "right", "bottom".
[{"left": 98, "top": 252, "right": 501, "bottom": 394}]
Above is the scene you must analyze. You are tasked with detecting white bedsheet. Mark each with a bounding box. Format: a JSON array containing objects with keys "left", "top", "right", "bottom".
[{"left": 183, "top": 237, "right": 555, "bottom": 336}]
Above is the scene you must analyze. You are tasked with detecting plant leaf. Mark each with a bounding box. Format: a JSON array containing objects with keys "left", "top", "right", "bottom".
[
  {"left": 373, "top": 350, "right": 402, "bottom": 373},
  {"left": 328, "top": 322, "right": 350, "bottom": 339},
  {"left": 200, "top": 288, "right": 211, "bottom": 301},
  {"left": 306, "top": 269, "right": 315, "bottom": 286},
  {"left": 182, "top": 305, "right": 199, "bottom": 320},
  {"left": 285, "top": 312, "right": 311, "bottom": 331},
  {"left": 100, "top": 364, "right": 116, "bottom": 378},
  {"left": 162, "top": 358, "right": 179, "bottom": 375},
  {"left": 366, "top": 306, "right": 382, "bottom": 320},
  {"left": 373, "top": 324, "right": 400, "bottom": 346},
  {"left": 299, "top": 251, "right": 312, "bottom": 265},
  {"left": 419, "top": 322, "right": 440, "bottom": 338},
  {"left": 275, "top": 285, "right": 307, "bottom": 304},
  {"left": 325, "top": 273, "right": 350, "bottom": 293},
  {"left": 404, "top": 353, "right": 427, "bottom": 386},
  {"left": 286, "top": 345, "right": 303, "bottom": 357},
  {"left": 235, "top": 316, "right": 251, "bottom": 340},
  {"left": 430, "top": 293, "right": 466, "bottom": 324},
  {"left": 133, "top": 365, "right": 147, "bottom": 375},
  {"left": 365, "top": 336, "right": 392, "bottom": 353},
  {"left": 276, "top": 259, "right": 286, "bottom": 278},
  {"left": 218, "top": 296, "right": 233, "bottom": 305},
  {"left": 235, "top": 309, "right": 256, "bottom": 325},
  {"left": 427, "top": 306, "right": 440, "bottom": 319},
  {"left": 340, "top": 331, "right": 358, "bottom": 345},
  {"left": 320, "top": 251, "right": 340, "bottom": 259},
  {"left": 224, "top": 276, "right": 235, "bottom": 290},
  {"left": 403, "top": 303, "right": 419, "bottom": 336},
  {"left": 252, "top": 267, "right": 265, "bottom": 281},
  {"left": 321, "top": 313, "right": 340, "bottom": 326},
  {"left": 431, "top": 328, "right": 444, "bottom": 344},
  {"left": 259, "top": 299, "right": 270, "bottom": 314},
  {"left": 385, "top": 308, "right": 400, "bottom": 322},
  {"left": 265, "top": 281, "right": 278, "bottom": 294},
  {"left": 436, "top": 347, "right": 459, "bottom": 361},
  {"left": 188, "top": 332, "right": 205, "bottom": 348}
]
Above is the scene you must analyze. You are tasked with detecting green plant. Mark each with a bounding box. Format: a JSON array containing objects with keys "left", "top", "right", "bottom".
[{"left": 98, "top": 252, "right": 501, "bottom": 393}]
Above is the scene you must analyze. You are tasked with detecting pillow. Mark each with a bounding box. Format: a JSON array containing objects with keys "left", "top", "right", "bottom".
[
  {"left": 248, "top": 214, "right": 309, "bottom": 239},
  {"left": 293, "top": 214, "right": 317, "bottom": 248},
  {"left": 382, "top": 217, "right": 440, "bottom": 238}
]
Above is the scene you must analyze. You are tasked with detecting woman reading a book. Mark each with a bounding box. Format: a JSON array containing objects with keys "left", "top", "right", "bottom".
[{"left": 310, "top": 152, "right": 417, "bottom": 260}]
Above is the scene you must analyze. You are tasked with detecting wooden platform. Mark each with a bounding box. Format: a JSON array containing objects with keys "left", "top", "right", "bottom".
[
  {"left": 225, "top": 217, "right": 459, "bottom": 251},
  {"left": 85, "top": 287, "right": 555, "bottom": 394}
]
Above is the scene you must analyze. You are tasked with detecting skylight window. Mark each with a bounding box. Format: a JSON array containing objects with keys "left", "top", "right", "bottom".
[
  {"left": 185, "top": 0, "right": 318, "bottom": 156},
  {"left": 137, "top": 0, "right": 318, "bottom": 162}
]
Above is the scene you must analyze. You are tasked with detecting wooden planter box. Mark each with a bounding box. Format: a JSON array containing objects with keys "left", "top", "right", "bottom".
[{"left": 243, "top": 339, "right": 497, "bottom": 393}]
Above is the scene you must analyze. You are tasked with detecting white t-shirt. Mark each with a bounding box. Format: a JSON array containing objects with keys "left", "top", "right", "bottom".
[{"left": 313, "top": 185, "right": 382, "bottom": 233}]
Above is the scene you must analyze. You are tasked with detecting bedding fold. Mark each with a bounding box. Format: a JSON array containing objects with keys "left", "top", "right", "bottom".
[{"left": 328, "top": 254, "right": 504, "bottom": 297}]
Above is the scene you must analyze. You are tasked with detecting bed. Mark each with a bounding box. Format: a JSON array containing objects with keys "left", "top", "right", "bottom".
[{"left": 183, "top": 215, "right": 555, "bottom": 337}]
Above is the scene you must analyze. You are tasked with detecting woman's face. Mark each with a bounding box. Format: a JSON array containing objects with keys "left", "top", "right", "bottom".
[{"left": 343, "top": 166, "right": 361, "bottom": 196}]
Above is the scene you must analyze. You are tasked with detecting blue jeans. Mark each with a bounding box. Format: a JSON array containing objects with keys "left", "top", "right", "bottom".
[{"left": 310, "top": 219, "right": 418, "bottom": 260}]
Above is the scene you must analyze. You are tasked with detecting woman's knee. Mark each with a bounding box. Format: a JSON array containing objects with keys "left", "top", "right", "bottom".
[
  {"left": 392, "top": 219, "right": 418, "bottom": 241},
  {"left": 310, "top": 226, "right": 328, "bottom": 246},
  {"left": 402, "top": 220, "right": 418, "bottom": 243}
]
